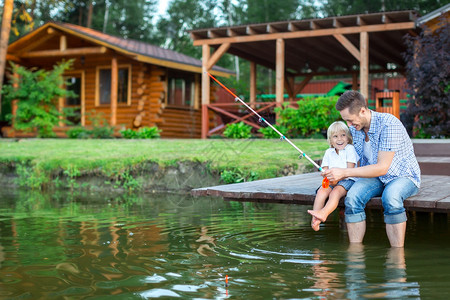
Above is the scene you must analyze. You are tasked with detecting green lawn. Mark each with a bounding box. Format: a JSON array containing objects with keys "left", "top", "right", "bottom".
[{"left": 0, "top": 138, "right": 328, "bottom": 179}]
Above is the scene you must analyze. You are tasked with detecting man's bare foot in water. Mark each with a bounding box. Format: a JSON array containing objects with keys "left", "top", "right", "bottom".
[
  {"left": 308, "top": 209, "right": 328, "bottom": 223},
  {"left": 311, "top": 216, "right": 321, "bottom": 231}
]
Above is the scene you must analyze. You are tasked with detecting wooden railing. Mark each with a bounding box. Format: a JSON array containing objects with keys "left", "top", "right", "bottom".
[{"left": 202, "top": 101, "right": 298, "bottom": 138}]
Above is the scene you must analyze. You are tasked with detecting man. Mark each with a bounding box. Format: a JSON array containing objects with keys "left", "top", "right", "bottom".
[{"left": 323, "top": 90, "right": 420, "bottom": 247}]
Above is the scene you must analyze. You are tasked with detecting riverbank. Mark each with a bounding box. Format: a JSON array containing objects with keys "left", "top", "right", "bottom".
[{"left": 0, "top": 138, "right": 328, "bottom": 192}]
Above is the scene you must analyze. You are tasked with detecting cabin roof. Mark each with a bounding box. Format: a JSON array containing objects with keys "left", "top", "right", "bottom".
[{"left": 8, "top": 22, "right": 234, "bottom": 76}]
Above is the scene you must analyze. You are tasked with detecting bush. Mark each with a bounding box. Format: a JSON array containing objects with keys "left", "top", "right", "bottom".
[
  {"left": 403, "top": 17, "right": 449, "bottom": 138},
  {"left": 221, "top": 168, "right": 259, "bottom": 184},
  {"left": 275, "top": 96, "right": 341, "bottom": 138},
  {"left": 137, "top": 126, "right": 161, "bottom": 139},
  {"left": 223, "top": 121, "right": 253, "bottom": 139},
  {"left": 2, "top": 60, "right": 76, "bottom": 137},
  {"left": 258, "top": 124, "right": 288, "bottom": 139},
  {"left": 66, "top": 112, "right": 114, "bottom": 139},
  {"left": 66, "top": 127, "right": 90, "bottom": 139},
  {"left": 120, "top": 126, "right": 161, "bottom": 139}
]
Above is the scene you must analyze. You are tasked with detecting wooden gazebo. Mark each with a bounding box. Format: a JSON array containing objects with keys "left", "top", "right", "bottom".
[{"left": 189, "top": 10, "right": 420, "bottom": 138}]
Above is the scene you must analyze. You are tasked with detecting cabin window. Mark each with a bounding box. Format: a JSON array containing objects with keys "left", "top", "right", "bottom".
[
  {"left": 167, "top": 71, "right": 196, "bottom": 107},
  {"left": 96, "top": 65, "right": 131, "bottom": 106},
  {"left": 64, "top": 72, "right": 84, "bottom": 126}
]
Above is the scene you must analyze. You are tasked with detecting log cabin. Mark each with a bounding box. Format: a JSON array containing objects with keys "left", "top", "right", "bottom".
[{"left": 3, "top": 21, "right": 233, "bottom": 138}]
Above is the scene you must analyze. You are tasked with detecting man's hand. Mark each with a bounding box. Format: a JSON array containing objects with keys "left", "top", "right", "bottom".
[{"left": 322, "top": 168, "right": 346, "bottom": 183}]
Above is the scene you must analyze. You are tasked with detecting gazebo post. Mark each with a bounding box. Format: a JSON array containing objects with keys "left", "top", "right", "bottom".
[
  {"left": 360, "top": 31, "right": 369, "bottom": 99},
  {"left": 201, "top": 44, "right": 210, "bottom": 139},
  {"left": 250, "top": 61, "right": 256, "bottom": 108},
  {"left": 275, "top": 38, "right": 285, "bottom": 107}
]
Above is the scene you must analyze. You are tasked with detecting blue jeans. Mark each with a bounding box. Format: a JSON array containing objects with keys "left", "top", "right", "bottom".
[{"left": 344, "top": 177, "right": 419, "bottom": 224}]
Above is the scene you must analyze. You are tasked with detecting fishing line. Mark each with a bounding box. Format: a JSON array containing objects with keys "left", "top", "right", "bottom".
[{"left": 206, "top": 72, "right": 329, "bottom": 188}]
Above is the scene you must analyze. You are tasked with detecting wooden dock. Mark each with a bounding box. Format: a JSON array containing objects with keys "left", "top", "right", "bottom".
[
  {"left": 192, "top": 173, "right": 450, "bottom": 213},
  {"left": 192, "top": 140, "right": 450, "bottom": 213}
]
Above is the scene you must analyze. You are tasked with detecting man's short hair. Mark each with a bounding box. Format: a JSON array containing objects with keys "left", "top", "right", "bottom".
[{"left": 336, "top": 90, "right": 367, "bottom": 114}]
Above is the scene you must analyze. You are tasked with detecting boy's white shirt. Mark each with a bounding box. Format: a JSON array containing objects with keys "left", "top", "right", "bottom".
[{"left": 321, "top": 144, "right": 359, "bottom": 181}]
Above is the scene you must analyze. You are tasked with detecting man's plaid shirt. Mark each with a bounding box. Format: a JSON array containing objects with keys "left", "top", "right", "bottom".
[{"left": 349, "top": 110, "right": 421, "bottom": 188}]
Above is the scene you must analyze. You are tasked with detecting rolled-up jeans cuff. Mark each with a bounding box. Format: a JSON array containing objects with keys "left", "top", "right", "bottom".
[
  {"left": 384, "top": 212, "right": 407, "bottom": 224},
  {"left": 345, "top": 212, "right": 366, "bottom": 223}
]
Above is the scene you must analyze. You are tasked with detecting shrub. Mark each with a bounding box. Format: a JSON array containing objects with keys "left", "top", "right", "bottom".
[
  {"left": 67, "top": 127, "right": 90, "bottom": 139},
  {"left": 66, "top": 112, "right": 114, "bottom": 139},
  {"left": 275, "top": 96, "right": 341, "bottom": 138},
  {"left": 403, "top": 17, "right": 449, "bottom": 138},
  {"left": 120, "top": 128, "right": 139, "bottom": 139},
  {"left": 2, "top": 60, "right": 76, "bottom": 137},
  {"left": 223, "top": 122, "right": 253, "bottom": 139},
  {"left": 258, "top": 124, "right": 288, "bottom": 139},
  {"left": 88, "top": 112, "right": 114, "bottom": 139},
  {"left": 120, "top": 126, "right": 161, "bottom": 139},
  {"left": 137, "top": 126, "right": 161, "bottom": 139},
  {"left": 221, "top": 168, "right": 259, "bottom": 184}
]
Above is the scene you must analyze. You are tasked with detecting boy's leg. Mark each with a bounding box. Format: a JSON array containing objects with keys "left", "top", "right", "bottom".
[
  {"left": 309, "top": 186, "right": 347, "bottom": 222},
  {"left": 345, "top": 178, "right": 384, "bottom": 243},
  {"left": 310, "top": 187, "right": 331, "bottom": 231},
  {"left": 381, "top": 178, "right": 419, "bottom": 247}
]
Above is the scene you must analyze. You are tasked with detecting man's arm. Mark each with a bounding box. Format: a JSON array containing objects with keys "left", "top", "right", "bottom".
[{"left": 322, "top": 151, "right": 394, "bottom": 182}]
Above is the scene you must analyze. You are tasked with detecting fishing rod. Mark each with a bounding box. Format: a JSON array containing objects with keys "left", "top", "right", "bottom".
[{"left": 206, "top": 72, "right": 329, "bottom": 188}]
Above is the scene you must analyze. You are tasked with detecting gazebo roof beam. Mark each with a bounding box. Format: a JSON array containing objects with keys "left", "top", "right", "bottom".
[{"left": 192, "top": 21, "right": 415, "bottom": 46}]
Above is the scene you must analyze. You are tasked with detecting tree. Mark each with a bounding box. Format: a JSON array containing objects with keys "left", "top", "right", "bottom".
[
  {"left": 319, "top": 0, "right": 445, "bottom": 17},
  {"left": 403, "top": 18, "right": 449, "bottom": 138},
  {"left": 2, "top": 60, "right": 77, "bottom": 137},
  {"left": 155, "top": 0, "right": 218, "bottom": 58},
  {"left": 0, "top": 0, "right": 14, "bottom": 115}
]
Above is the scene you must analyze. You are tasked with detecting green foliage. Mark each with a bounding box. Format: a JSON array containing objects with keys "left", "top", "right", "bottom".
[
  {"left": 223, "top": 122, "right": 253, "bottom": 139},
  {"left": 403, "top": 18, "right": 449, "bottom": 138},
  {"left": 221, "top": 168, "right": 259, "bottom": 184},
  {"left": 63, "top": 164, "right": 80, "bottom": 192},
  {"left": 15, "top": 163, "right": 49, "bottom": 190},
  {"left": 275, "top": 96, "right": 341, "bottom": 138},
  {"left": 120, "top": 126, "right": 161, "bottom": 139},
  {"left": 88, "top": 112, "right": 115, "bottom": 138},
  {"left": 2, "top": 60, "right": 76, "bottom": 137},
  {"left": 66, "top": 111, "right": 114, "bottom": 139},
  {"left": 120, "top": 128, "right": 139, "bottom": 139},
  {"left": 114, "top": 170, "right": 141, "bottom": 193},
  {"left": 66, "top": 127, "right": 90, "bottom": 139},
  {"left": 259, "top": 124, "right": 288, "bottom": 139}
]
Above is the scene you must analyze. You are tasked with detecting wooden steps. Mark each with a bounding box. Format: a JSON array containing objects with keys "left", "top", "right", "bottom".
[{"left": 413, "top": 140, "right": 450, "bottom": 176}]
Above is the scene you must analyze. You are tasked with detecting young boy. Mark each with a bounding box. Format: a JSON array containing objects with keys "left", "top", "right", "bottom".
[{"left": 309, "top": 121, "right": 359, "bottom": 231}]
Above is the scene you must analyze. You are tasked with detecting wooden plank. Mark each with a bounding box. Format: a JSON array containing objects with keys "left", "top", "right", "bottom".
[
  {"left": 192, "top": 22, "right": 415, "bottom": 46},
  {"left": 22, "top": 46, "right": 107, "bottom": 58},
  {"left": 191, "top": 173, "right": 450, "bottom": 213},
  {"left": 333, "top": 34, "right": 360, "bottom": 61},
  {"left": 201, "top": 44, "right": 210, "bottom": 139},
  {"left": 276, "top": 38, "right": 285, "bottom": 105},
  {"left": 360, "top": 31, "right": 369, "bottom": 99},
  {"left": 207, "top": 43, "right": 231, "bottom": 70},
  {"left": 110, "top": 57, "right": 118, "bottom": 126}
]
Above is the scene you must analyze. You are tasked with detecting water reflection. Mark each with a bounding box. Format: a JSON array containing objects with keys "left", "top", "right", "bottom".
[
  {"left": 310, "top": 249, "right": 345, "bottom": 299},
  {"left": 0, "top": 189, "right": 447, "bottom": 298}
]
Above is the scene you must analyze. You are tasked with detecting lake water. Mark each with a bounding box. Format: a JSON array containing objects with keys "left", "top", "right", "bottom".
[{"left": 0, "top": 189, "right": 449, "bottom": 299}]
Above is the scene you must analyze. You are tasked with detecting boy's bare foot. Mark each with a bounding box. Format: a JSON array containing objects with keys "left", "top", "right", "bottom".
[
  {"left": 307, "top": 209, "right": 328, "bottom": 223},
  {"left": 311, "top": 216, "right": 321, "bottom": 231}
]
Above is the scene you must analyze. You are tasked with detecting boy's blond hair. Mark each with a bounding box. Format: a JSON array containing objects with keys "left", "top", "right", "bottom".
[{"left": 327, "top": 121, "right": 353, "bottom": 147}]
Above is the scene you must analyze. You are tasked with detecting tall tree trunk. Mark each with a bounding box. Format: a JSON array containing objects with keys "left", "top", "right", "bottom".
[
  {"left": 0, "top": 0, "right": 14, "bottom": 114},
  {"left": 87, "top": 0, "right": 93, "bottom": 28}
]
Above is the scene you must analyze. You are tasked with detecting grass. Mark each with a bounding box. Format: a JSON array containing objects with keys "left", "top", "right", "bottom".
[{"left": 0, "top": 138, "right": 329, "bottom": 180}]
